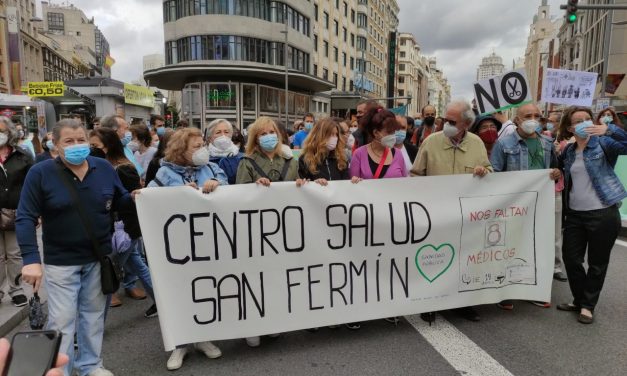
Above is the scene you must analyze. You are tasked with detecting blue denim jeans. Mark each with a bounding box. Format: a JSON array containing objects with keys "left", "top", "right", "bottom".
[
  {"left": 117, "top": 238, "right": 154, "bottom": 300},
  {"left": 45, "top": 262, "right": 106, "bottom": 376}
]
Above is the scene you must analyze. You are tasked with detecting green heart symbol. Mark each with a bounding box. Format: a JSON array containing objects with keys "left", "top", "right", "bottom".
[{"left": 415, "top": 243, "right": 455, "bottom": 283}]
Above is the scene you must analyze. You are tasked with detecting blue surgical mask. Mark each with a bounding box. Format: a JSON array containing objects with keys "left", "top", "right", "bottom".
[
  {"left": 575, "top": 120, "right": 593, "bottom": 139},
  {"left": 414, "top": 119, "right": 423, "bottom": 127},
  {"left": 546, "top": 123, "right": 554, "bottom": 131},
  {"left": 45, "top": 140, "right": 55, "bottom": 151},
  {"left": 63, "top": 144, "right": 90, "bottom": 165},
  {"left": 395, "top": 130, "right": 407, "bottom": 145},
  {"left": 121, "top": 131, "right": 132, "bottom": 146},
  {"left": 304, "top": 122, "right": 314, "bottom": 131},
  {"left": 259, "top": 134, "right": 278, "bottom": 151},
  {"left": 156, "top": 127, "right": 166, "bottom": 136},
  {"left": 536, "top": 125, "right": 544, "bottom": 133},
  {"left": 602, "top": 115, "right": 612, "bottom": 125}
]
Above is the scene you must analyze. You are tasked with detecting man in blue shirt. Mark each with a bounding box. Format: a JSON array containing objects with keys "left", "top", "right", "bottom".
[
  {"left": 292, "top": 113, "right": 315, "bottom": 149},
  {"left": 17, "top": 119, "right": 136, "bottom": 376}
]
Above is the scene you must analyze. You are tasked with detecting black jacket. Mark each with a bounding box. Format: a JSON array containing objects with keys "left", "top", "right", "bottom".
[
  {"left": 0, "top": 147, "right": 34, "bottom": 209},
  {"left": 298, "top": 155, "right": 350, "bottom": 181},
  {"left": 403, "top": 138, "right": 418, "bottom": 163},
  {"left": 115, "top": 164, "right": 142, "bottom": 239}
]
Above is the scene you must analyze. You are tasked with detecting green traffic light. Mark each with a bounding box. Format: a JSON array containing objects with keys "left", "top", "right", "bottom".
[{"left": 568, "top": 14, "right": 577, "bottom": 23}]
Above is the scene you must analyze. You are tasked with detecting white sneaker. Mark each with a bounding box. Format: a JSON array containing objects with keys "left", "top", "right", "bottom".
[
  {"left": 166, "top": 347, "right": 188, "bottom": 371},
  {"left": 194, "top": 341, "right": 222, "bottom": 359},
  {"left": 245, "top": 336, "right": 260, "bottom": 347},
  {"left": 87, "top": 368, "right": 114, "bottom": 376}
]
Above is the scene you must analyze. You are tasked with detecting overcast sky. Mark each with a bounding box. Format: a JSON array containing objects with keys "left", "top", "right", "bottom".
[{"left": 56, "top": 0, "right": 565, "bottom": 100}]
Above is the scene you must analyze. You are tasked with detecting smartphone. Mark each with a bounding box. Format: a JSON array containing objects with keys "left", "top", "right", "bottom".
[{"left": 3, "top": 330, "right": 62, "bottom": 376}]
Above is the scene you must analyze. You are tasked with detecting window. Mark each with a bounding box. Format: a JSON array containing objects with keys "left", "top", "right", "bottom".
[
  {"left": 351, "top": 9, "right": 355, "bottom": 23},
  {"left": 314, "top": 34, "right": 318, "bottom": 51},
  {"left": 357, "top": 13, "right": 367, "bottom": 28},
  {"left": 336, "top": 0, "right": 340, "bottom": 8},
  {"left": 313, "top": 64, "right": 318, "bottom": 76},
  {"left": 323, "top": 68, "right": 329, "bottom": 80},
  {"left": 350, "top": 57, "right": 354, "bottom": 70},
  {"left": 323, "top": 11, "right": 329, "bottom": 28},
  {"left": 343, "top": 2, "right": 348, "bottom": 17},
  {"left": 357, "top": 36, "right": 367, "bottom": 50},
  {"left": 400, "top": 51, "right": 405, "bottom": 58},
  {"left": 398, "top": 89, "right": 404, "bottom": 97},
  {"left": 333, "top": 73, "right": 338, "bottom": 86},
  {"left": 343, "top": 27, "right": 347, "bottom": 42},
  {"left": 47, "top": 12, "right": 64, "bottom": 31},
  {"left": 399, "top": 63, "right": 405, "bottom": 71},
  {"left": 323, "top": 40, "right": 329, "bottom": 57},
  {"left": 398, "top": 76, "right": 404, "bottom": 83},
  {"left": 342, "top": 52, "right": 347, "bottom": 66},
  {"left": 351, "top": 33, "right": 355, "bottom": 47},
  {"left": 314, "top": 4, "right": 318, "bottom": 21},
  {"left": 334, "top": 47, "right": 338, "bottom": 62},
  {"left": 334, "top": 20, "right": 339, "bottom": 35}
]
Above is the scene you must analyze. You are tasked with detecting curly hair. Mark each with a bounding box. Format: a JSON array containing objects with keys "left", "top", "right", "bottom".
[
  {"left": 164, "top": 127, "right": 203, "bottom": 165},
  {"left": 301, "top": 118, "right": 347, "bottom": 174},
  {"left": 245, "top": 117, "right": 282, "bottom": 156},
  {"left": 358, "top": 107, "right": 400, "bottom": 143}
]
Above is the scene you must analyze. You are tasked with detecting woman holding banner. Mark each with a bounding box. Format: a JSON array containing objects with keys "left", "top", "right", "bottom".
[
  {"left": 298, "top": 118, "right": 350, "bottom": 183},
  {"left": 235, "top": 117, "right": 299, "bottom": 186},
  {"left": 557, "top": 106, "right": 627, "bottom": 324},
  {"left": 146, "top": 127, "right": 227, "bottom": 370}
]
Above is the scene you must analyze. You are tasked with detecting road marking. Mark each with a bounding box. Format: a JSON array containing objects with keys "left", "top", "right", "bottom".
[
  {"left": 405, "top": 314, "right": 514, "bottom": 376},
  {"left": 615, "top": 239, "right": 627, "bottom": 248}
]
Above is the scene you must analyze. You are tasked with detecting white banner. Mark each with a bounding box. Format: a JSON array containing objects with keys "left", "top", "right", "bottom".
[
  {"left": 137, "top": 170, "right": 555, "bottom": 351},
  {"left": 541, "top": 68, "right": 598, "bottom": 107}
]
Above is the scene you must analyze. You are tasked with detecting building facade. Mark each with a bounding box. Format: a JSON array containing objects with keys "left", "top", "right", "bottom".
[
  {"left": 146, "top": 0, "right": 333, "bottom": 129},
  {"left": 524, "top": 0, "right": 561, "bottom": 102},
  {"left": 0, "top": 0, "right": 9, "bottom": 93},
  {"left": 395, "top": 33, "right": 429, "bottom": 116},
  {"left": 476, "top": 52, "right": 505, "bottom": 80},
  {"left": 40, "top": 1, "right": 111, "bottom": 77},
  {"left": 426, "top": 58, "right": 450, "bottom": 116}
]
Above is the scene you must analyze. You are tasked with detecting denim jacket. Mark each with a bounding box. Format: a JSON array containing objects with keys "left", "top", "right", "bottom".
[
  {"left": 147, "top": 160, "right": 228, "bottom": 188},
  {"left": 490, "top": 131, "right": 556, "bottom": 171},
  {"left": 559, "top": 124, "right": 627, "bottom": 208}
]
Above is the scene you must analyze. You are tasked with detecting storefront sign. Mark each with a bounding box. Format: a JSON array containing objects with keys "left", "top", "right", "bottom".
[
  {"left": 27, "top": 82, "right": 65, "bottom": 97},
  {"left": 124, "top": 83, "right": 155, "bottom": 108}
]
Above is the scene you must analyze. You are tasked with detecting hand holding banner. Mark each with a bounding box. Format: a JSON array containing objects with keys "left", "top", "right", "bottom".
[{"left": 137, "top": 171, "right": 554, "bottom": 351}]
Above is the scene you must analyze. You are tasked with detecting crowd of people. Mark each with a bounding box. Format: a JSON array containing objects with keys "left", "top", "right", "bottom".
[{"left": 0, "top": 96, "right": 623, "bottom": 375}]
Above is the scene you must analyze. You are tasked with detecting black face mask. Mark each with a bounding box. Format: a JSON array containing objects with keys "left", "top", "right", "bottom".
[
  {"left": 89, "top": 147, "right": 106, "bottom": 159},
  {"left": 424, "top": 116, "right": 436, "bottom": 127}
]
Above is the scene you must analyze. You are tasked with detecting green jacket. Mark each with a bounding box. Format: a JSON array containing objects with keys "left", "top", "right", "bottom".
[{"left": 235, "top": 151, "right": 299, "bottom": 184}]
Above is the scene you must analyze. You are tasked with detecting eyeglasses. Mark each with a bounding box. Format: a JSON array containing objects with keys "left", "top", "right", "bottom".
[{"left": 443, "top": 119, "right": 457, "bottom": 126}]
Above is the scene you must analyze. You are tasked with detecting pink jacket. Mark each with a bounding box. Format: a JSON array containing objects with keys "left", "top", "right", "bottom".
[{"left": 349, "top": 145, "right": 408, "bottom": 179}]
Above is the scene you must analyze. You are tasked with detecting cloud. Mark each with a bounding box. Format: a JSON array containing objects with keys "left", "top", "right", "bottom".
[
  {"left": 58, "top": 0, "right": 566, "bottom": 101},
  {"left": 397, "top": 0, "right": 565, "bottom": 100}
]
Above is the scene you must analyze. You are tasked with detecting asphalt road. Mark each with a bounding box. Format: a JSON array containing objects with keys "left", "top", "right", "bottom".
[{"left": 9, "top": 242, "right": 627, "bottom": 376}]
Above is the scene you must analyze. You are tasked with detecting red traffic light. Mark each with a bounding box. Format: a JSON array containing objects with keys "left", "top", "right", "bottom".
[{"left": 166, "top": 114, "right": 172, "bottom": 120}]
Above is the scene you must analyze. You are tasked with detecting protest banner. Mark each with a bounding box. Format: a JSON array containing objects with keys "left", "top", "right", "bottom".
[
  {"left": 137, "top": 170, "right": 555, "bottom": 351},
  {"left": 541, "top": 68, "right": 598, "bottom": 107},
  {"left": 473, "top": 69, "right": 532, "bottom": 114}
]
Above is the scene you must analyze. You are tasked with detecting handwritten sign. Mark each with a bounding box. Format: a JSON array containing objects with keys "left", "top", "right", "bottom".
[
  {"left": 541, "top": 68, "right": 598, "bottom": 107},
  {"left": 137, "top": 170, "right": 554, "bottom": 351},
  {"left": 473, "top": 69, "right": 532, "bottom": 115}
]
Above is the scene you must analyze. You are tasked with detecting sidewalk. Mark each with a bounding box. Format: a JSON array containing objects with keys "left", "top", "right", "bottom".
[{"left": 0, "top": 229, "right": 47, "bottom": 337}]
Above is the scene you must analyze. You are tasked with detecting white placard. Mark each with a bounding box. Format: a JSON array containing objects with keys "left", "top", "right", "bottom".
[
  {"left": 541, "top": 68, "right": 598, "bottom": 107},
  {"left": 473, "top": 69, "right": 532, "bottom": 115},
  {"left": 137, "top": 171, "right": 555, "bottom": 351}
]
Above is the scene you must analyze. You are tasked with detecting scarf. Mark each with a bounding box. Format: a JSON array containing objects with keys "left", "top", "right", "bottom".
[{"left": 208, "top": 143, "right": 240, "bottom": 158}]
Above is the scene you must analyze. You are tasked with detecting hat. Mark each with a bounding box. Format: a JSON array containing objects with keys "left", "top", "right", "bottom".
[{"left": 470, "top": 115, "right": 502, "bottom": 134}]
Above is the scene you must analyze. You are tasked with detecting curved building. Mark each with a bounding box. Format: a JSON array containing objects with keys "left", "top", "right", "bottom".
[{"left": 145, "top": 0, "right": 334, "bottom": 129}]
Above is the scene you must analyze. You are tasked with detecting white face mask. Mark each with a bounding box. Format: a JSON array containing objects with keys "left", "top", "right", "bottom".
[
  {"left": 0, "top": 133, "right": 8, "bottom": 147},
  {"left": 521, "top": 120, "right": 539, "bottom": 135},
  {"left": 127, "top": 141, "right": 140, "bottom": 152},
  {"left": 212, "top": 135, "right": 233, "bottom": 151},
  {"left": 349, "top": 127, "right": 358, "bottom": 133},
  {"left": 326, "top": 136, "right": 338, "bottom": 151},
  {"left": 346, "top": 134, "right": 355, "bottom": 149},
  {"left": 380, "top": 134, "right": 397, "bottom": 148},
  {"left": 443, "top": 122, "right": 459, "bottom": 138},
  {"left": 192, "top": 147, "right": 211, "bottom": 166}
]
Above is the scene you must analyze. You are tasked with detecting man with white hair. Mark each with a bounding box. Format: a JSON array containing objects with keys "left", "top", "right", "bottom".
[
  {"left": 411, "top": 99, "right": 492, "bottom": 323},
  {"left": 411, "top": 99, "right": 492, "bottom": 177}
]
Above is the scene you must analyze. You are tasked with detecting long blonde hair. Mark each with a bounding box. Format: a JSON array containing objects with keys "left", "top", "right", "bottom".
[
  {"left": 245, "top": 116, "right": 283, "bottom": 156},
  {"left": 301, "top": 118, "right": 347, "bottom": 174}
]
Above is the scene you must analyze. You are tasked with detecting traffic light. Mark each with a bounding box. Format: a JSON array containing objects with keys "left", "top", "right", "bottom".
[
  {"left": 165, "top": 114, "right": 172, "bottom": 120},
  {"left": 566, "top": 0, "right": 579, "bottom": 23}
]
